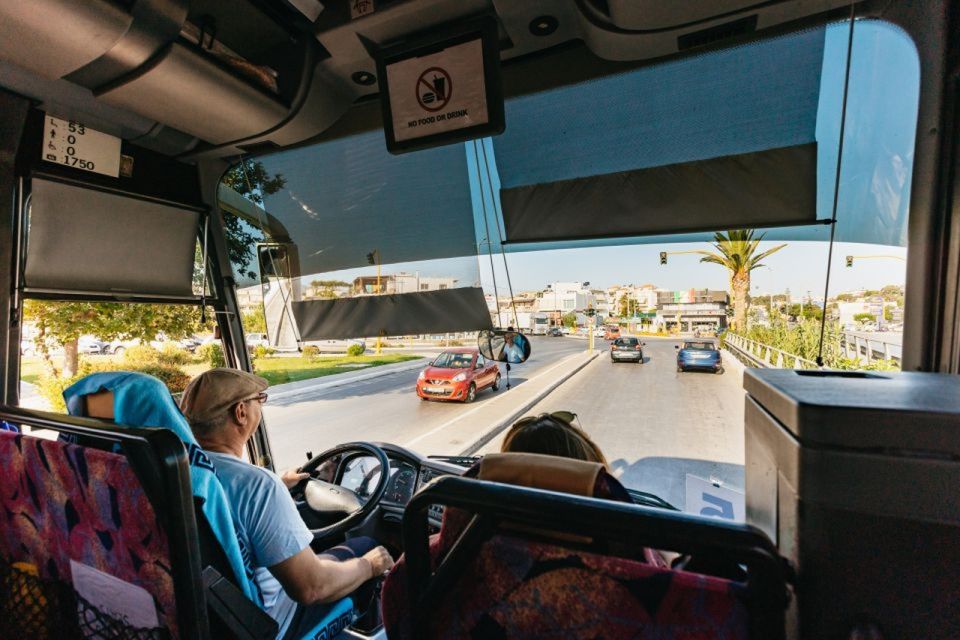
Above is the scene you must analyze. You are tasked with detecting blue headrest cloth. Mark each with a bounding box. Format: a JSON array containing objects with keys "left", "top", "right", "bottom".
[{"left": 63, "top": 371, "right": 261, "bottom": 605}]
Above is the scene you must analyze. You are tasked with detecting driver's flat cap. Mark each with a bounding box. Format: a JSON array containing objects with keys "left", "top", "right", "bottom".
[{"left": 180, "top": 368, "right": 267, "bottom": 424}]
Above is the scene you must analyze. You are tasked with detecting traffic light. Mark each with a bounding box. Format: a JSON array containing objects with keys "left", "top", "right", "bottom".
[
  {"left": 659, "top": 251, "right": 667, "bottom": 265},
  {"left": 586, "top": 307, "right": 596, "bottom": 317},
  {"left": 366, "top": 251, "right": 376, "bottom": 265},
  {"left": 845, "top": 255, "right": 853, "bottom": 268}
]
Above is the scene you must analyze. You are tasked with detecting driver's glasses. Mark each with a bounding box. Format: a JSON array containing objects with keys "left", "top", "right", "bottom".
[{"left": 242, "top": 392, "right": 269, "bottom": 405}]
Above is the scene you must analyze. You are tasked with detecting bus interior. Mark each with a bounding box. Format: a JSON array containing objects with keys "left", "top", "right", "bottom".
[{"left": 0, "top": 1, "right": 959, "bottom": 639}]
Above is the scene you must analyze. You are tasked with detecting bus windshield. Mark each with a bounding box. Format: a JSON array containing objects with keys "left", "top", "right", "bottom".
[{"left": 206, "top": 19, "right": 917, "bottom": 512}]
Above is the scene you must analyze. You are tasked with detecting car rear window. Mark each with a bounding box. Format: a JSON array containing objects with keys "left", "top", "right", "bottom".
[
  {"left": 683, "top": 342, "right": 716, "bottom": 350},
  {"left": 615, "top": 338, "right": 639, "bottom": 346}
]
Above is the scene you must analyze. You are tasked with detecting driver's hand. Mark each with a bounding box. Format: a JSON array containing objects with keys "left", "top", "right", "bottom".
[
  {"left": 362, "top": 546, "right": 395, "bottom": 578},
  {"left": 280, "top": 468, "right": 310, "bottom": 489}
]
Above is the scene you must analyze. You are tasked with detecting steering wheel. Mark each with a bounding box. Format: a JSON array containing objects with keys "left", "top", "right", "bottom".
[{"left": 297, "top": 442, "right": 391, "bottom": 544}]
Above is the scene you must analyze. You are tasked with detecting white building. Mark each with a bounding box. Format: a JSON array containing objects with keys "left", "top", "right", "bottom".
[{"left": 536, "top": 282, "right": 595, "bottom": 320}]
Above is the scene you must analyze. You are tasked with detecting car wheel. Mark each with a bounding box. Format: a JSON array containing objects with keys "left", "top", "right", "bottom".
[
  {"left": 492, "top": 373, "right": 501, "bottom": 391},
  {"left": 420, "top": 394, "right": 429, "bottom": 401},
  {"left": 677, "top": 365, "right": 684, "bottom": 373},
  {"left": 114, "top": 346, "right": 125, "bottom": 356},
  {"left": 717, "top": 367, "right": 725, "bottom": 375},
  {"left": 464, "top": 383, "right": 477, "bottom": 403}
]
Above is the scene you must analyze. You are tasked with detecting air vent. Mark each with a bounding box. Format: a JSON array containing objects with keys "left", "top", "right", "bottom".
[{"left": 677, "top": 15, "right": 758, "bottom": 51}]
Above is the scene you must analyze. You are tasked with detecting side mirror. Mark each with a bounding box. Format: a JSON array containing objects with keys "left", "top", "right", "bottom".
[
  {"left": 642, "top": 342, "right": 647, "bottom": 346},
  {"left": 478, "top": 329, "right": 531, "bottom": 364},
  {"left": 674, "top": 345, "right": 680, "bottom": 349}
]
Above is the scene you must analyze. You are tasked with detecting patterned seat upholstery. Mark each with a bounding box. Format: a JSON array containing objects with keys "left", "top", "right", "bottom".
[
  {"left": 0, "top": 429, "right": 179, "bottom": 638},
  {"left": 382, "top": 453, "right": 751, "bottom": 639}
]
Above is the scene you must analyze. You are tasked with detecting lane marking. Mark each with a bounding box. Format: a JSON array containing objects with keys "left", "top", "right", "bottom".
[{"left": 402, "top": 352, "right": 585, "bottom": 448}]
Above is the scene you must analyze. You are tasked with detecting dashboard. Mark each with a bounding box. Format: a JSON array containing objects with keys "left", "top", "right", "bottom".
[{"left": 335, "top": 443, "right": 471, "bottom": 525}]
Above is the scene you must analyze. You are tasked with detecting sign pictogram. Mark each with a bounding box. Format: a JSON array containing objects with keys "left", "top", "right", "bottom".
[{"left": 416, "top": 67, "right": 452, "bottom": 112}]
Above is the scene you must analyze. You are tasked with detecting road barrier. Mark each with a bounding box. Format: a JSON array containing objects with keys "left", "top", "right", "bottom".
[
  {"left": 840, "top": 332, "right": 901, "bottom": 364},
  {"left": 723, "top": 333, "right": 818, "bottom": 370}
]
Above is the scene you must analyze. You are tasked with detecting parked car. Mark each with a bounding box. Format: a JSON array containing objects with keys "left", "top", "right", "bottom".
[
  {"left": 676, "top": 340, "right": 723, "bottom": 373},
  {"left": 416, "top": 348, "right": 500, "bottom": 403},
  {"left": 245, "top": 333, "right": 270, "bottom": 348},
  {"left": 548, "top": 327, "right": 564, "bottom": 337},
  {"left": 610, "top": 337, "right": 644, "bottom": 363},
  {"left": 592, "top": 327, "right": 605, "bottom": 338},
  {"left": 302, "top": 338, "right": 366, "bottom": 354},
  {"left": 79, "top": 336, "right": 107, "bottom": 355}
]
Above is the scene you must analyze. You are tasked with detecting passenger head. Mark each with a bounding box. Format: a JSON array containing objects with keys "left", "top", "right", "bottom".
[
  {"left": 501, "top": 412, "right": 608, "bottom": 467},
  {"left": 180, "top": 368, "right": 268, "bottom": 449}
]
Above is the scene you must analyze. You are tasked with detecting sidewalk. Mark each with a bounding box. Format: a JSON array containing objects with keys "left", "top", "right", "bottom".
[
  {"left": 268, "top": 355, "right": 428, "bottom": 399},
  {"left": 400, "top": 350, "right": 600, "bottom": 456}
]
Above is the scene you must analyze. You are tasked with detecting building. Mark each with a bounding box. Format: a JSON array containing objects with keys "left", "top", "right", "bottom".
[
  {"left": 352, "top": 272, "right": 457, "bottom": 295},
  {"left": 655, "top": 289, "right": 729, "bottom": 332},
  {"left": 535, "top": 282, "right": 595, "bottom": 323},
  {"left": 838, "top": 297, "right": 885, "bottom": 328}
]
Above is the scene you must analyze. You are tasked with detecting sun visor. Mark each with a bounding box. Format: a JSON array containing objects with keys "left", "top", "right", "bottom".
[
  {"left": 25, "top": 178, "right": 199, "bottom": 297},
  {"left": 292, "top": 287, "right": 492, "bottom": 340},
  {"left": 502, "top": 142, "right": 817, "bottom": 242},
  {"left": 493, "top": 27, "right": 826, "bottom": 243}
]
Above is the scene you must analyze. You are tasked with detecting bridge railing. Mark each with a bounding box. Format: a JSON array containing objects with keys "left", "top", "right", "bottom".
[
  {"left": 723, "top": 333, "right": 819, "bottom": 370},
  {"left": 840, "top": 332, "right": 901, "bottom": 364}
]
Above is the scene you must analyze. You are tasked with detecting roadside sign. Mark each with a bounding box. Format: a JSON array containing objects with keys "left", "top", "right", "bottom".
[
  {"left": 685, "top": 474, "right": 745, "bottom": 522},
  {"left": 42, "top": 115, "right": 121, "bottom": 178},
  {"left": 377, "top": 18, "right": 503, "bottom": 153}
]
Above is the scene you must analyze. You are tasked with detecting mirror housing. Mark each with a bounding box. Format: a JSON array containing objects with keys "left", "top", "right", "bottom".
[
  {"left": 675, "top": 345, "right": 680, "bottom": 349},
  {"left": 478, "top": 329, "right": 532, "bottom": 364}
]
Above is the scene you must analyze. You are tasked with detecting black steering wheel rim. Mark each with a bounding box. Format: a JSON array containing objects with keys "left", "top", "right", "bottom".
[{"left": 298, "top": 441, "right": 391, "bottom": 542}]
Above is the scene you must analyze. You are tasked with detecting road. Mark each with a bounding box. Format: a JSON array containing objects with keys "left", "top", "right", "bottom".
[
  {"left": 479, "top": 337, "right": 745, "bottom": 512},
  {"left": 264, "top": 336, "right": 587, "bottom": 470}
]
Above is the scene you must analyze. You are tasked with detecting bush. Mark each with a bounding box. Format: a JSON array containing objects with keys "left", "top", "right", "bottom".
[
  {"left": 36, "top": 360, "right": 192, "bottom": 413},
  {"left": 157, "top": 342, "right": 192, "bottom": 367},
  {"left": 252, "top": 345, "right": 275, "bottom": 359},
  {"left": 346, "top": 343, "right": 365, "bottom": 357},
  {"left": 197, "top": 342, "right": 225, "bottom": 368},
  {"left": 302, "top": 345, "right": 320, "bottom": 358},
  {"left": 122, "top": 344, "right": 161, "bottom": 368}
]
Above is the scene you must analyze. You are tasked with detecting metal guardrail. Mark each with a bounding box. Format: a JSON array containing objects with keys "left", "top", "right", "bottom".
[
  {"left": 840, "top": 332, "right": 901, "bottom": 363},
  {"left": 723, "top": 334, "right": 818, "bottom": 370}
]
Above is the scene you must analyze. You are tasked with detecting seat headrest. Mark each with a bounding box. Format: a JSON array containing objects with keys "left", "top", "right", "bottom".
[
  {"left": 479, "top": 452, "right": 603, "bottom": 497},
  {"left": 84, "top": 390, "right": 115, "bottom": 420}
]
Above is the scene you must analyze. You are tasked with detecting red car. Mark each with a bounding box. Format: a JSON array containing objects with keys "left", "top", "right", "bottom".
[{"left": 416, "top": 348, "right": 501, "bottom": 403}]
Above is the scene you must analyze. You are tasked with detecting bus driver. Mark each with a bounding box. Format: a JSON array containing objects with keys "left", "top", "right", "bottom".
[{"left": 180, "top": 368, "right": 394, "bottom": 639}]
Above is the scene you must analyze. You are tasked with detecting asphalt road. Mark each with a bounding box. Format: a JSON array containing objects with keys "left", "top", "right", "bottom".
[
  {"left": 479, "top": 337, "right": 746, "bottom": 512},
  {"left": 264, "top": 336, "right": 588, "bottom": 470}
]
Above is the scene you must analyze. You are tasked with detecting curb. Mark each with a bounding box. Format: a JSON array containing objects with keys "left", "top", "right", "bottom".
[
  {"left": 458, "top": 351, "right": 600, "bottom": 456},
  {"left": 269, "top": 358, "right": 427, "bottom": 399}
]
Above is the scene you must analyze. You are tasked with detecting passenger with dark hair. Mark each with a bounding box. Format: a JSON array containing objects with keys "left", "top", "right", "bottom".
[{"left": 501, "top": 411, "right": 608, "bottom": 467}]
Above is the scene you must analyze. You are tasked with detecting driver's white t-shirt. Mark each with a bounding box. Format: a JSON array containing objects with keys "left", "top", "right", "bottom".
[{"left": 207, "top": 451, "right": 313, "bottom": 638}]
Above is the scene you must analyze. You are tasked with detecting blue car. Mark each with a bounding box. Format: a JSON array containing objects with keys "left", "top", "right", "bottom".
[{"left": 676, "top": 340, "right": 723, "bottom": 374}]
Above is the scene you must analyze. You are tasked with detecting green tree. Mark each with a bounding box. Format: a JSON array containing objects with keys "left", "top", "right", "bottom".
[
  {"left": 883, "top": 306, "right": 895, "bottom": 321},
  {"left": 695, "top": 230, "right": 786, "bottom": 331},
  {"left": 242, "top": 308, "right": 267, "bottom": 334},
  {"left": 24, "top": 300, "right": 207, "bottom": 378},
  {"left": 854, "top": 312, "right": 876, "bottom": 324},
  {"left": 220, "top": 160, "right": 287, "bottom": 280},
  {"left": 561, "top": 312, "right": 577, "bottom": 328}
]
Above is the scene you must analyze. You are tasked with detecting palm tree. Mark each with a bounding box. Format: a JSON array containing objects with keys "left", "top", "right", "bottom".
[{"left": 694, "top": 230, "right": 786, "bottom": 331}]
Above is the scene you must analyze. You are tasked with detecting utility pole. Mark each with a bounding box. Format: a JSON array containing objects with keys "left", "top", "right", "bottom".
[{"left": 367, "top": 249, "right": 381, "bottom": 355}]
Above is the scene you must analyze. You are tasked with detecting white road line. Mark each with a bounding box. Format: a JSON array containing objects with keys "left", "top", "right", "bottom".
[{"left": 402, "top": 352, "right": 585, "bottom": 448}]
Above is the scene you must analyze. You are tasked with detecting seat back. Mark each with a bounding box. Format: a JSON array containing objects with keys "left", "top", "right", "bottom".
[
  {"left": 383, "top": 454, "right": 790, "bottom": 639},
  {"left": 62, "top": 372, "right": 261, "bottom": 605},
  {"left": 0, "top": 406, "right": 207, "bottom": 639}
]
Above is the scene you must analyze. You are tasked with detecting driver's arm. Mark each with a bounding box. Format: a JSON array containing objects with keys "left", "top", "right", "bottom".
[{"left": 270, "top": 545, "right": 393, "bottom": 604}]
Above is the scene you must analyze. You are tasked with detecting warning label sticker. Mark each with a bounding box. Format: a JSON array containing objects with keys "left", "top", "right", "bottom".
[{"left": 385, "top": 38, "right": 489, "bottom": 143}]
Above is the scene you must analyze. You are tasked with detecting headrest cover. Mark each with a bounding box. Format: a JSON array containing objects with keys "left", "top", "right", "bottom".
[{"left": 479, "top": 452, "right": 603, "bottom": 497}]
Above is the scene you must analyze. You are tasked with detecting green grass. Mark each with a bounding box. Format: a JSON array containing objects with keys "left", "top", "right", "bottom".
[
  {"left": 253, "top": 354, "right": 422, "bottom": 386},
  {"left": 20, "top": 357, "right": 46, "bottom": 384}
]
